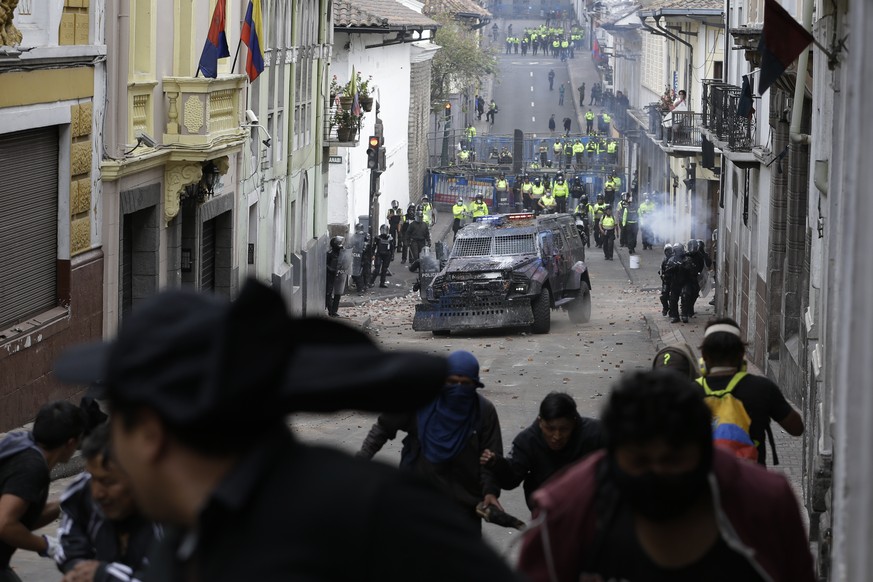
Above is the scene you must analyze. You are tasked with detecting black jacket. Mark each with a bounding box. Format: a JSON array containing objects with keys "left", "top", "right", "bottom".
[
  {"left": 489, "top": 414, "right": 604, "bottom": 509},
  {"left": 358, "top": 395, "right": 503, "bottom": 514},
  {"left": 405, "top": 221, "right": 431, "bottom": 244},
  {"left": 56, "top": 474, "right": 160, "bottom": 581},
  {"left": 145, "top": 429, "right": 520, "bottom": 581}
]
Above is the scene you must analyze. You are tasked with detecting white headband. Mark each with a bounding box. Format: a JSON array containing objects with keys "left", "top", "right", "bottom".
[{"left": 704, "top": 324, "right": 742, "bottom": 338}]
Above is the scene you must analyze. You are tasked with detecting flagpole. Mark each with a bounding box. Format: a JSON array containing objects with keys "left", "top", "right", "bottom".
[{"left": 230, "top": 38, "right": 243, "bottom": 72}]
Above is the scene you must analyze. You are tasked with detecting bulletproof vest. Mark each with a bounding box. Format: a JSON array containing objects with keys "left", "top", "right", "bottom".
[
  {"left": 601, "top": 215, "right": 616, "bottom": 228},
  {"left": 626, "top": 208, "right": 639, "bottom": 222},
  {"left": 521, "top": 182, "right": 533, "bottom": 193},
  {"left": 376, "top": 235, "right": 392, "bottom": 254},
  {"left": 531, "top": 185, "right": 545, "bottom": 197}
]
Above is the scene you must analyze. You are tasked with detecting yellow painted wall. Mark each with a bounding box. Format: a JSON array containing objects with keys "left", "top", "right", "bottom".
[{"left": 0, "top": 68, "right": 94, "bottom": 108}]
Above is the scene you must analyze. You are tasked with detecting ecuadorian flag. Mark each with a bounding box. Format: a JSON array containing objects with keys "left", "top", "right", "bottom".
[{"left": 241, "top": 0, "right": 265, "bottom": 82}]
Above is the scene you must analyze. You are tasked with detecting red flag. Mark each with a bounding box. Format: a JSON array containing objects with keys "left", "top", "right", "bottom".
[
  {"left": 197, "top": 0, "right": 230, "bottom": 78},
  {"left": 757, "top": 0, "right": 814, "bottom": 95}
]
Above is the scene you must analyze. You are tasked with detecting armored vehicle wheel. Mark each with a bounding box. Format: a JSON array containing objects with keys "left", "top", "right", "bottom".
[
  {"left": 531, "top": 288, "right": 551, "bottom": 334},
  {"left": 567, "top": 282, "right": 591, "bottom": 324}
]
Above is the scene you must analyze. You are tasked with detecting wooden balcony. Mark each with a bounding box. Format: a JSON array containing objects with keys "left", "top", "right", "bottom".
[{"left": 162, "top": 75, "right": 247, "bottom": 147}]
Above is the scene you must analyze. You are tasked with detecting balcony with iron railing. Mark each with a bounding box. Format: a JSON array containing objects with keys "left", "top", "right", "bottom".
[
  {"left": 643, "top": 104, "right": 703, "bottom": 153},
  {"left": 323, "top": 104, "right": 361, "bottom": 147},
  {"left": 162, "top": 75, "right": 248, "bottom": 147},
  {"left": 701, "top": 78, "right": 756, "bottom": 153}
]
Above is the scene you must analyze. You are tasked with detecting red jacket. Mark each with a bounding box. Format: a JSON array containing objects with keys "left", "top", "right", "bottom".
[{"left": 518, "top": 449, "right": 815, "bottom": 582}]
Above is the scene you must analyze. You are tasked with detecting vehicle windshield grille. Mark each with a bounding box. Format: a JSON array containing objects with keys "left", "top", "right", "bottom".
[
  {"left": 495, "top": 234, "right": 536, "bottom": 255},
  {"left": 452, "top": 237, "right": 493, "bottom": 257}
]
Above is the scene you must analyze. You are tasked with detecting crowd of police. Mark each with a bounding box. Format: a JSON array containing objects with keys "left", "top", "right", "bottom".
[
  {"left": 659, "top": 240, "right": 713, "bottom": 323},
  {"left": 324, "top": 198, "right": 437, "bottom": 316},
  {"left": 498, "top": 22, "right": 585, "bottom": 59}
]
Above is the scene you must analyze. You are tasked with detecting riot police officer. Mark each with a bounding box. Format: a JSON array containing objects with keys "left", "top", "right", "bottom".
[
  {"left": 350, "top": 224, "right": 367, "bottom": 295},
  {"left": 573, "top": 195, "right": 591, "bottom": 247},
  {"left": 370, "top": 225, "right": 394, "bottom": 288},
  {"left": 666, "top": 242, "right": 694, "bottom": 323},
  {"left": 406, "top": 211, "right": 431, "bottom": 261},
  {"left": 552, "top": 175, "right": 570, "bottom": 213},
  {"left": 326, "top": 236, "right": 345, "bottom": 317},
  {"left": 387, "top": 200, "right": 404, "bottom": 254},
  {"left": 592, "top": 194, "right": 608, "bottom": 247},
  {"left": 659, "top": 243, "right": 674, "bottom": 316},
  {"left": 471, "top": 194, "right": 489, "bottom": 217},
  {"left": 452, "top": 197, "right": 469, "bottom": 240}
]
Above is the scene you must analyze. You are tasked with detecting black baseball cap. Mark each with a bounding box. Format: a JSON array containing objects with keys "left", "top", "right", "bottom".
[{"left": 54, "top": 280, "right": 447, "bottom": 428}]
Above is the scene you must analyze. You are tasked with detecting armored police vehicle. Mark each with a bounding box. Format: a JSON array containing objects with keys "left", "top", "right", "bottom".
[{"left": 412, "top": 213, "right": 591, "bottom": 335}]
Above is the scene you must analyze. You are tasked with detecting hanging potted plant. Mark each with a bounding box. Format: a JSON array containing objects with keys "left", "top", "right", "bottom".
[
  {"left": 339, "top": 77, "right": 356, "bottom": 111},
  {"left": 333, "top": 108, "right": 361, "bottom": 142},
  {"left": 358, "top": 73, "right": 375, "bottom": 112}
]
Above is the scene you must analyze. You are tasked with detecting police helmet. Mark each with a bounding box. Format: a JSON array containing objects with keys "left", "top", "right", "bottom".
[
  {"left": 596, "top": 193, "right": 604, "bottom": 201},
  {"left": 687, "top": 240, "right": 698, "bottom": 253},
  {"left": 534, "top": 178, "right": 541, "bottom": 185},
  {"left": 422, "top": 196, "right": 429, "bottom": 203},
  {"left": 476, "top": 194, "right": 484, "bottom": 202},
  {"left": 664, "top": 243, "right": 673, "bottom": 258},
  {"left": 556, "top": 177, "right": 564, "bottom": 184},
  {"left": 330, "top": 236, "right": 345, "bottom": 250},
  {"left": 380, "top": 224, "right": 390, "bottom": 236},
  {"left": 457, "top": 198, "right": 464, "bottom": 206},
  {"left": 391, "top": 200, "right": 399, "bottom": 209},
  {"left": 415, "top": 211, "right": 424, "bottom": 222},
  {"left": 580, "top": 194, "right": 589, "bottom": 204},
  {"left": 354, "top": 223, "right": 364, "bottom": 233},
  {"left": 697, "top": 239, "right": 706, "bottom": 250},
  {"left": 672, "top": 242, "right": 685, "bottom": 256}
]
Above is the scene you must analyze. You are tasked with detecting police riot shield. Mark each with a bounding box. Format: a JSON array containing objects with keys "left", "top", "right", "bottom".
[
  {"left": 417, "top": 246, "right": 442, "bottom": 301},
  {"left": 698, "top": 270, "right": 712, "bottom": 298},
  {"left": 333, "top": 248, "right": 352, "bottom": 296},
  {"left": 350, "top": 233, "right": 365, "bottom": 277}
]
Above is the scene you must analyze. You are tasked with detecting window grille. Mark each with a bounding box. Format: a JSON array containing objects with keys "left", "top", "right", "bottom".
[{"left": 494, "top": 234, "right": 536, "bottom": 255}]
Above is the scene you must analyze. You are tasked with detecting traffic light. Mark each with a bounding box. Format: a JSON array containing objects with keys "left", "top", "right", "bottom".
[{"left": 367, "top": 135, "right": 380, "bottom": 170}]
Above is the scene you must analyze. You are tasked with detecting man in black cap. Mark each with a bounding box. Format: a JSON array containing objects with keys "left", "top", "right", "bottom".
[{"left": 54, "top": 281, "right": 521, "bottom": 582}]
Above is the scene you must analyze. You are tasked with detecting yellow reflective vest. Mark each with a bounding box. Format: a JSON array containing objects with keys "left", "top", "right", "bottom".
[
  {"left": 572, "top": 142, "right": 585, "bottom": 154},
  {"left": 540, "top": 193, "right": 557, "bottom": 208},
  {"left": 585, "top": 111, "right": 595, "bottom": 121},
  {"left": 552, "top": 181, "right": 570, "bottom": 198},
  {"left": 452, "top": 203, "right": 468, "bottom": 219},
  {"left": 531, "top": 184, "right": 545, "bottom": 199},
  {"left": 495, "top": 179, "right": 508, "bottom": 191},
  {"left": 521, "top": 182, "right": 533, "bottom": 194},
  {"left": 471, "top": 201, "right": 489, "bottom": 217},
  {"left": 601, "top": 215, "right": 616, "bottom": 230},
  {"left": 593, "top": 202, "right": 608, "bottom": 218},
  {"left": 421, "top": 203, "right": 433, "bottom": 224}
]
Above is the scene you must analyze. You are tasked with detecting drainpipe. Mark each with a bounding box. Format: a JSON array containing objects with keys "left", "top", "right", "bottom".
[
  {"left": 724, "top": 0, "right": 730, "bottom": 83},
  {"left": 789, "top": 0, "right": 814, "bottom": 145},
  {"left": 653, "top": 15, "right": 693, "bottom": 103}
]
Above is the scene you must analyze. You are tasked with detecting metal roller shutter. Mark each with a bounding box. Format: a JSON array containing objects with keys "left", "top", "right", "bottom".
[
  {"left": 201, "top": 218, "right": 215, "bottom": 291},
  {"left": 0, "top": 127, "right": 59, "bottom": 329}
]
